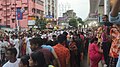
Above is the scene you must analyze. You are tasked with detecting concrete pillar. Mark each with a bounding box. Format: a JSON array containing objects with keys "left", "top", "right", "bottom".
[{"left": 104, "top": 0, "right": 110, "bottom": 15}]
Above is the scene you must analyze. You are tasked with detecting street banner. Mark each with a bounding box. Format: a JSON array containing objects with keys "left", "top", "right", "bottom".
[{"left": 16, "top": 8, "right": 23, "bottom": 20}]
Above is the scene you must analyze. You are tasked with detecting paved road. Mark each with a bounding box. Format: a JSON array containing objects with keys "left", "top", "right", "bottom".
[
  {"left": 80, "top": 56, "right": 89, "bottom": 67},
  {"left": 80, "top": 55, "right": 103, "bottom": 67}
]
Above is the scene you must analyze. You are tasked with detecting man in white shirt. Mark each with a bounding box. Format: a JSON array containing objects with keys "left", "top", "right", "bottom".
[
  {"left": 3, "top": 48, "right": 20, "bottom": 67},
  {"left": 0, "top": 37, "right": 10, "bottom": 62},
  {"left": 109, "top": 0, "right": 120, "bottom": 24},
  {"left": 0, "top": 37, "right": 3, "bottom": 60},
  {"left": 25, "top": 35, "right": 32, "bottom": 55},
  {"left": 13, "top": 35, "right": 19, "bottom": 58}
]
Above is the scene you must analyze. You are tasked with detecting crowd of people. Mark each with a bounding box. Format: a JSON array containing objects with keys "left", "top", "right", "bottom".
[
  {"left": 0, "top": 17, "right": 118, "bottom": 67},
  {"left": 0, "top": 0, "right": 120, "bottom": 67},
  {"left": 0, "top": 29, "right": 89, "bottom": 67}
]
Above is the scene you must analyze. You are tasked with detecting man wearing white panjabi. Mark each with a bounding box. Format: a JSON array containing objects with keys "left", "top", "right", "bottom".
[
  {"left": 13, "top": 35, "right": 19, "bottom": 58},
  {"left": 25, "top": 35, "right": 32, "bottom": 55}
]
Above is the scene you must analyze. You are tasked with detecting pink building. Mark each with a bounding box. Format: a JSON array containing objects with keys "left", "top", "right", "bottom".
[{"left": 0, "top": 0, "right": 44, "bottom": 29}]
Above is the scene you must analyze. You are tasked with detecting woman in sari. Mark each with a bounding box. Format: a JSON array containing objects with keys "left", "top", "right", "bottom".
[{"left": 88, "top": 37, "right": 105, "bottom": 67}]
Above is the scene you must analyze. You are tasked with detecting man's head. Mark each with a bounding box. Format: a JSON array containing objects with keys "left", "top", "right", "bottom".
[
  {"left": 57, "top": 34, "right": 67, "bottom": 45},
  {"left": 52, "top": 35, "right": 57, "bottom": 41},
  {"left": 63, "top": 31, "right": 68, "bottom": 37},
  {"left": 5, "top": 48, "right": 17, "bottom": 60},
  {"left": 102, "top": 15, "right": 108, "bottom": 22},
  {"left": 30, "top": 37, "right": 43, "bottom": 51}
]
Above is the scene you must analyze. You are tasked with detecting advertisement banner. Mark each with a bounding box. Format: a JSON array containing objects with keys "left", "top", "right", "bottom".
[
  {"left": 28, "top": 20, "right": 36, "bottom": 25},
  {"left": 17, "top": 8, "right": 23, "bottom": 20}
]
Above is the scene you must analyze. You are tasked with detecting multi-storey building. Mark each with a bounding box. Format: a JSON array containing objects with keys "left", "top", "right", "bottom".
[
  {"left": 0, "top": 0, "right": 44, "bottom": 29},
  {"left": 63, "top": 10, "right": 77, "bottom": 22},
  {"left": 44, "top": 0, "right": 57, "bottom": 19},
  {"left": 58, "top": 10, "right": 77, "bottom": 24}
]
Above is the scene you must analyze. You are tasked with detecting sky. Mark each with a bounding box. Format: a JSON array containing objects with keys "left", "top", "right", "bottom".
[{"left": 58, "top": 0, "right": 90, "bottom": 20}]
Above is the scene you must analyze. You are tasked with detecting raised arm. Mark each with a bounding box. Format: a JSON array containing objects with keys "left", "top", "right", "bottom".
[{"left": 111, "top": 0, "right": 120, "bottom": 17}]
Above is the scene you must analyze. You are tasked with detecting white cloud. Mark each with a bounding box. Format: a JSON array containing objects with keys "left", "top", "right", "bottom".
[{"left": 58, "top": 0, "right": 90, "bottom": 20}]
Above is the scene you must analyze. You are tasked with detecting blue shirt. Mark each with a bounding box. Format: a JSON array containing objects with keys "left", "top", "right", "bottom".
[
  {"left": 109, "top": 12, "right": 120, "bottom": 24},
  {"left": 41, "top": 45, "right": 54, "bottom": 52}
]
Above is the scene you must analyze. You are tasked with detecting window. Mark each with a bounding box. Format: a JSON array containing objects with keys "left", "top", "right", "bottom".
[
  {"left": 48, "top": 11, "right": 51, "bottom": 16},
  {"left": 37, "top": 0, "right": 44, "bottom": 6},
  {"left": 32, "top": 8, "right": 35, "bottom": 13},
  {"left": 32, "top": 0, "right": 35, "bottom": 3},
  {"left": 4, "top": 20, "right": 10, "bottom": 24},
  {"left": 12, "top": 19, "right": 15, "bottom": 23},
  {"left": 41, "top": 11, "right": 44, "bottom": 15},
  {"left": 4, "top": 21, "right": 6, "bottom": 24},
  {"left": 7, "top": 20, "right": 10, "bottom": 24},
  {"left": 0, "top": 19, "right": 2, "bottom": 23},
  {"left": 3, "top": 0, "right": 8, "bottom": 3},
  {"left": 24, "top": 7, "right": 28, "bottom": 10},
  {"left": 48, "top": 0, "right": 50, "bottom": 3},
  {"left": 11, "top": 7, "right": 15, "bottom": 12},
  {"left": 0, "top": 8, "right": 2, "bottom": 11},
  {"left": 37, "top": 9, "right": 40, "bottom": 14},
  {"left": 52, "top": 13, "right": 54, "bottom": 18}
]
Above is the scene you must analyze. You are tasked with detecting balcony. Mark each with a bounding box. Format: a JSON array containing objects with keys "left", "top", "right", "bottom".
[
  {"left": 1, "top": 0, "right": 11, "bottom": 6},
  {"left": 11, "top": 3, "right": 17, "bottom": 8},
  {"left": 2, "top": 8, "right": 11, "bottom": 11},
  {"left": 1, "top": 2, "right": 11, "bottom": 6},
  {"left": 1, "top": 11, "right": 12, "bottom": 17},
  {"left": 0, "top": 8, "right": 2, "bottom": 11}
]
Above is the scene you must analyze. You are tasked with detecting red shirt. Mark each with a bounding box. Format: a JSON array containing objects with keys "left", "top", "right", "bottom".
[{"left": 53, "top": 44, "right": 70, "bottom": 67}]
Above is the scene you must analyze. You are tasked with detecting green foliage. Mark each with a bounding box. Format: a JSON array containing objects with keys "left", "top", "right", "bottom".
[
  {"left": 35, "top": 18, "right": 47, "bottom": 30},
  {"left": 77, "top": 18, "right": 84, "bottom": 25},
  {"left": 69, "top": 18, "right": 78, "bottom": 28}
]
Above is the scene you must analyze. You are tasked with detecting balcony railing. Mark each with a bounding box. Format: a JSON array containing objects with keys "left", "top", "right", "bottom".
[
  {"left": 1, "top": 11, "right": 12, "bottom": 17},
  {"left": 1, "top": 2, "right": 11, "bottom": 6},
  {"left": 1, "top": 0, "right": 11, "bottom": 6}
]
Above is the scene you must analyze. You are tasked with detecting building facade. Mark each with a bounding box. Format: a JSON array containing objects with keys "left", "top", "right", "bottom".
[
  {"left": 44, "top": 0, "right": 57, "bottom": 19},
  {"left": 63, "top": 10, "right": 77, "bottom": 22},
  {"left": 0, "top": 0, "right": 44, "bottom": 29},
  {"left": 58, "top": 10, "right": 77, "bottom": 24},
  {"left": 57, "top": 10, "right": 77, "bottom": 29},
  {"left": 85, "top": 0, "right": 115, "bottom": 27}
]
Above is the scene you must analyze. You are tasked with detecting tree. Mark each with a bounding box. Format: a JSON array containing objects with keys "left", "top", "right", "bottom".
[
  {"left": 69, "top": 18, "right": 78, "bottom": 28},
  {"left": 36, "top": 18, "right": 47, "bottom": 30},
  {"left": 77, "top": 18, "right": 84, "bottom": 25}
]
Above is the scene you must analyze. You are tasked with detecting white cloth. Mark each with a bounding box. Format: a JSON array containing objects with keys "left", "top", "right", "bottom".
[
  {"left": 9, "top": 38, "right": 14, "bottom": 45},
  {"left": 26, "top": 37, "right": 32, "bottom": 55},
  {"left": 13, "top": 39, "right": 19, "bottom": 58},
  {"left": 2, "top": 59, "right": 20, "bottom": 67},
  {"left": 48, "top": 33, "right": 53, "bottom": 41},
  {"left": 109, "top": 12, "right": 120, "bottom": 24},
  {"left": 41, "top": 34, "right": 47, "bottom": 39},
  {"left": 0, "top": 41, "right": 10, "bottom": 53}
]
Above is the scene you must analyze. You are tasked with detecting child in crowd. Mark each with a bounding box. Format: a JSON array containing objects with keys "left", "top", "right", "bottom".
[{"left": 19, "top": 55, "right": 30, "bottom": 67}]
